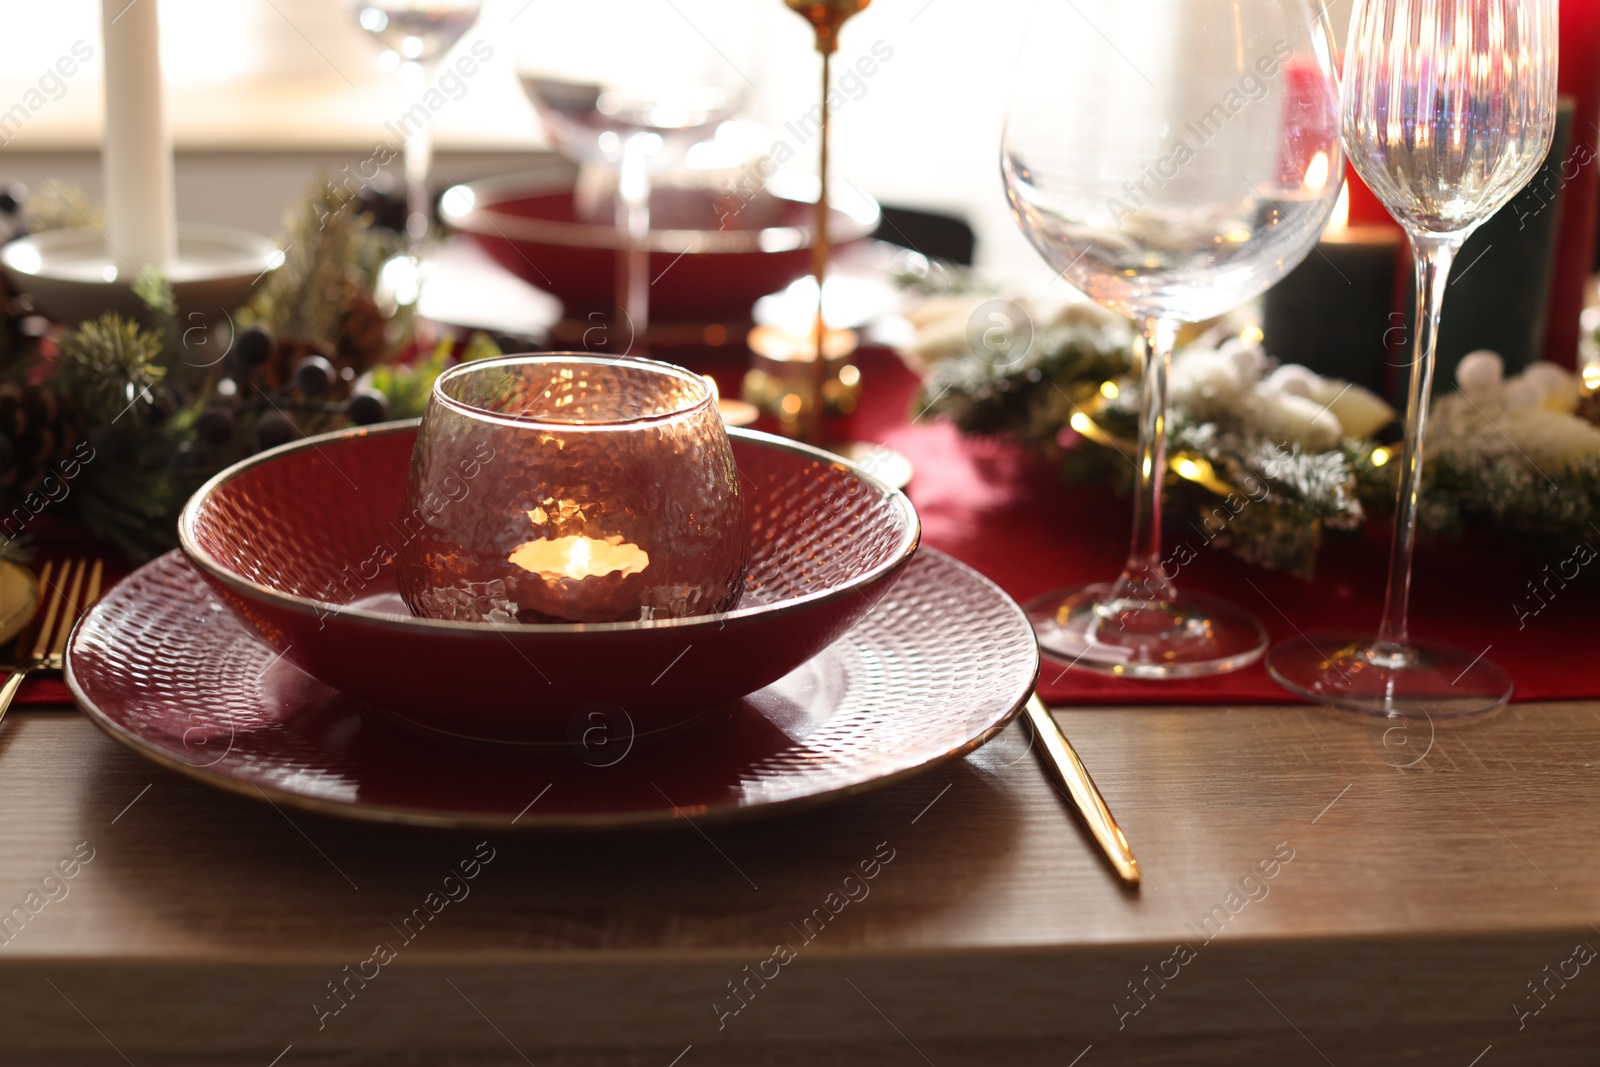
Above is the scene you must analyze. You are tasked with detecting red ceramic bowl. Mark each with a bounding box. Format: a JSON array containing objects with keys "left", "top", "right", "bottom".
[
  {"left": 440, "top": 165, "right": 880, "bottom": 321},
  {"left": 178, "top": 422, "right": 919, "bottom": 742}
]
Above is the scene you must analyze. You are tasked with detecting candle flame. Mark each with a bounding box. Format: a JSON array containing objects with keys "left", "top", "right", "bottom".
[
  {"left": 747, "top": 322, "right": 858, "bottom": 362},
  {"left": 1325, "top": 180, "right": 1350, "bottom": 236},
  {"left": 509, "top": 533, "right": 650, "bottom": 581},
  {"left": 1304, "top": 151, "right": 1332, "bottom": 193}
]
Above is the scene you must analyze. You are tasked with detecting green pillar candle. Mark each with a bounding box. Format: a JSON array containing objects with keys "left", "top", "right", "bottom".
[
  {"left": 1261, "top": 220, "right": 1402, "bottom": 393},
  {"left": 1401, "top": 100, "right": 1575, "bottom": 397}
]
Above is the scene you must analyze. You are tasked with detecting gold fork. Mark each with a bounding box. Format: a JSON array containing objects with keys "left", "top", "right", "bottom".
[{"left": 0, "top": 559, "right": 103, "bottom": 725}]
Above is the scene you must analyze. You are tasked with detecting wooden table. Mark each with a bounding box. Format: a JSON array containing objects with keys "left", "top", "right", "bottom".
[{"left": 2, "top": 699, "right": 1597, "bottom": 1066}]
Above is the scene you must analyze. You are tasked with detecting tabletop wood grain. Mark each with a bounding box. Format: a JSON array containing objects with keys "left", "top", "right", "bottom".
[{"left": 1, "top": 701, "right": 1596, "bottom": 1066}]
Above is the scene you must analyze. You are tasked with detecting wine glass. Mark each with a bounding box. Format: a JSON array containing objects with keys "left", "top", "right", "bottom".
[
  {"left": 348, "top": 1, "right": 485, "bottom": 242},
  {"left": 1002, "top": 0, "right": 1344, "bottom": 678},
  {"left": 514, "top": 1, "right": 758, "bottom": 347},
  {"left": 1267, "top": 0, "right": 1557, "bottom": 718}
]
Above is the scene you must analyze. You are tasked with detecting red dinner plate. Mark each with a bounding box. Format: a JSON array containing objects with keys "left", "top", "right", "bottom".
[{"left": 65, "top": 550, "right": 1039, "bottom": 829}]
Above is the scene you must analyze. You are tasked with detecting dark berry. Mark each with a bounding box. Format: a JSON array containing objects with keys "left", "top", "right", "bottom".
[
  {"left": 0, "top": 183, "right": 24, "bottom": 215},
  {"left": 233, "top": 325, "right": 274, "bottom": 368},
  {"left": 255, "top": 413, "right": 297, "bottom": 450},
  {"left": 293, "top": 354, "right": 336, "bottom": 397},
  {"left": 195, "top": 405, "right": 236, "bottom": 447},
  {"left": 345, "top": 389, "right": 388, "bottom": 426}
]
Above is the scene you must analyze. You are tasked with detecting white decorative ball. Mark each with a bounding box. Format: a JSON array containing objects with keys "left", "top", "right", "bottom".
[
  {"left": 1263, "top": 364, "right": 1319, "bottom": 398},
  {"left": 1220, "top": 339, "right": 1267, "bottom": 383},
  {"left": 1518, "top": 361, "right": 1581, "bottom": 414},
  {"left": 1455, "top": 350, "right": 1504, "bottom": 398},
  {"left": 1503, "top": 377, "right": 1541, "bottom": 411}
]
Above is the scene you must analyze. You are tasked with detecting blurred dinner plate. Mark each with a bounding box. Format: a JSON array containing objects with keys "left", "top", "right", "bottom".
[{"left": 440, "top": 163, "right": 879, "bottom": 322}]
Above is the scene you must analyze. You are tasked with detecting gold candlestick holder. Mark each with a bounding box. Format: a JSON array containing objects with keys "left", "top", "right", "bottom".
[
  {"left": 744, "top": 0, "right": 908, "bottom": 488},
  {"left": 780, "top": 0, "right": 869, "bottom": 445},
  {"left": 744, "top": 322, "right": 861, "bottom": 438}
]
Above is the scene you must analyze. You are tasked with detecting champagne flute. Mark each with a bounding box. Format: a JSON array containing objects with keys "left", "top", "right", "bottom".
[
  {"left": 348, "top": 0, "right": 485, "bottom": 242},
  {"left": 1003, "top": 0, "right": 1343, "bottom": 678},
  {"left": 1268, "top": 0, "right": 1557, "bottom": 718},
  {"left": 514, "top": 1, "right": 757, "bottom": 348}
]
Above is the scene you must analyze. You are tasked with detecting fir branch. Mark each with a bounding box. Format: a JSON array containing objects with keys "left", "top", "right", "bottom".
[
  {"left": 1162, "top": 421, "right": 1365, "bottom": 577},
  {"left": 918, "top": 313, "right": 1135, "bottom": 442},
  {"left": 242, "top": 179, "right": 381, "bottom": 344},
  {"left": 1421, "top": 450, "right": 1600, "bottom": 549},
  {"left": 906, "top": 294, "right": 1381, "bottom": 577},
  {"left": 132, "top": 271, "right": 177, "bottom": 319},
  {"left": 56, "top": 314, "right": 166, "bottom": 429},
  {"left": 75, "top": 456, "right": 181, "bottom": 562},
  {"left": 132, "top": 270, "right": 199, "bottom": 388}
]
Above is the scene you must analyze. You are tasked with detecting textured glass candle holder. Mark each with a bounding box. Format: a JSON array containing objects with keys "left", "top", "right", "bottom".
[{"left": 398, "top": 353, "right": 748, "bottom": 624}]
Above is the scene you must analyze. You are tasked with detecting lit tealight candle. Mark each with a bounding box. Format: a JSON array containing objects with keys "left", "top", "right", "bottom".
[
  {"left": 504, "top": 502, "right": 656, "bottom": 621},
  {"left": 746, "top": 322, "right": 858, "bottom": 362},
  {"left": 716, "top": 397, "right": 760, "bottom": 428},
  {"left": 509, "top": 532, "right": 650, "bottom": 581}
]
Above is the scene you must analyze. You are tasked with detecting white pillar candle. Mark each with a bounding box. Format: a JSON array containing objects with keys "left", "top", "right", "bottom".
[{"left": 100, "top": 0, "right": 176, "bottom": 273}]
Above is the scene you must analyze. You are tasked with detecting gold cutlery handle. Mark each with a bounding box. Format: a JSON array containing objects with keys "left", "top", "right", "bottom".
[
  {"left": 0, "top": 558, "right": 106, "bottom": 728},
  {"left": 1025, "top": 693, "right": 1141, "bottom": 887},
  {"left": 0, "top": 666, "right": 29, "bottom": 729}
]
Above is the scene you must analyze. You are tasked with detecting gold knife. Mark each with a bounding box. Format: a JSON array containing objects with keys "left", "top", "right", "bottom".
[{"left": 1024, "top": 693, "right": 1141, "bottom": 886}]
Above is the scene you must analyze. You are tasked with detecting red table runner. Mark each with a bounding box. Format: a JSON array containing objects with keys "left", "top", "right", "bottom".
[{"left": 847, "top": 349, "right": 1599, "bottom": 706}]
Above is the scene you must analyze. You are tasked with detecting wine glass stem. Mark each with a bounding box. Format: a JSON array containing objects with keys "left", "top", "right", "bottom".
[
  {"left": 1373, "top": 234, "right": 1459, "bottom": 661},
  {"left": 1110, "top": 316, "right": 1179, "bottom": 608},
  {"left": 401, "top": 61, "right": 433, "bottom": 243},
  {"left": 615, "top": 134, "right": 653, "bottom": 352}
]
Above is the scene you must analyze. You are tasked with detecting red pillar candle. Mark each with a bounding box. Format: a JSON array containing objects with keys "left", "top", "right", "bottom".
[
  {"left": 1542, "top": 0, "right": 1600, "bottom": 368},
  {"left": 1276, "top": 55, "right": 1340, "bottom": 190}
]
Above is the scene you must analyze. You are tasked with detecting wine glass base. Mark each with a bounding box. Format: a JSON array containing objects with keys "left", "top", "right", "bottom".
[
  {"left": 1267, "top": 634, "right": 1512, "bottom": 721},
  {"left": 1026, "top": 584, "right": 1268, "bottom": 680}
]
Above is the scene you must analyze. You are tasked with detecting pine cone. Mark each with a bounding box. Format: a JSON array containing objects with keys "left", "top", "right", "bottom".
[
  {"left": 0, "top": 381, "right": 84, "bottom": 499},
  {"left": 337, "top": 289, "right": 388, "bottom": 372}
]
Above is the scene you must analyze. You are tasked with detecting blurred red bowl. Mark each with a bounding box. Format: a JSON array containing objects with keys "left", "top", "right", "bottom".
[
  {"left": 178, "top": 422, "right": 919, "bottom": 743},
  {"left": 439, "top": 164, "right": 880, "bottom": 321}
]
